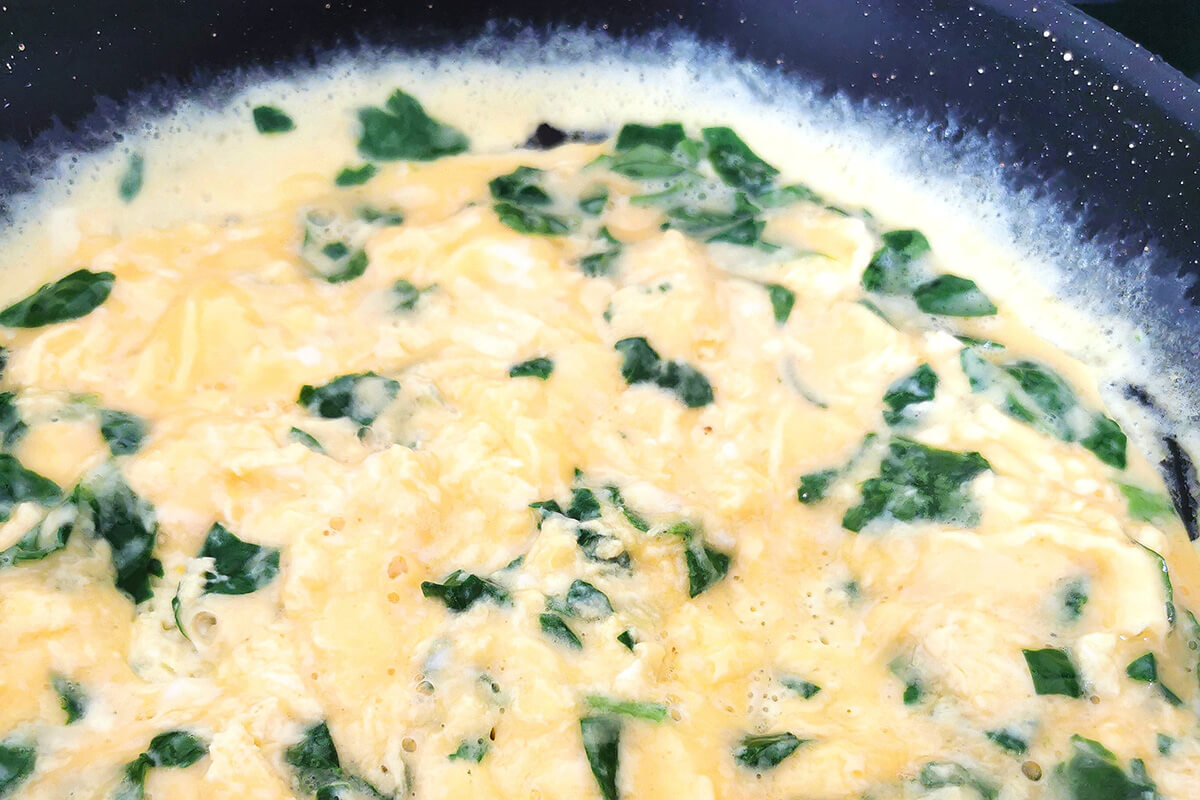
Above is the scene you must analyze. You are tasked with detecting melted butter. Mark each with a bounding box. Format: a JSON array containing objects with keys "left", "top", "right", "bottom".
[{"left": 0, "top": 42, "right": 1198, "bottom": 800}]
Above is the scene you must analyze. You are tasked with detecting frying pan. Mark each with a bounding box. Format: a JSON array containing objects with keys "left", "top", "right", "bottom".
[{"left": 3, "top": 0, "right": 1199, "bottom": 535}]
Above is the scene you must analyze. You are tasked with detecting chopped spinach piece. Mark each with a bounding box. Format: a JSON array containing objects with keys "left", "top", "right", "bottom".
[
  {"left": 1125, "top": 652, "right": 1183, "bottom": 706},
  {"left": 51, "top": 674, "right": 87, "bottom": 724},
  {"left": 1052, "top": 735, "right": 1160, "bottom": 800},
  {"left": 1119, "top": 484, "right": 1175, "bottom": 522},
  {"left": 580, "top": 227, "right": 622, "bottom": 277},
  {"left": 797, "top": 469, "right": 838, "bottom": 505},
  {"left": 579, "top": 186, "right": 609, "bottom": 215},
  {"left": 617, "top": 630, "right": 636, "bottom": 651},
  {"left": 956, "top": 334, "right": 1006, "bottom": 351},
  {"left": 171, "top": 589, "right": 190, "bottom": 643},
  {"left": 889, "top": 658, "right": 924, "bottom": 705},
  {"left": 509, "top": 357, "right": 554, "bottom": 380},
  {"left": 881, "top": 364, "right": 938, "bottom": 426},
  {"left": 918, "top": 761, "right": 998, "bottom": 800},
  {"left": 115, "top": 731, "right": 208, "bottom": 800},
  {"left": 335, "top": 164, "right": 377, "bottom": 187},
  {"left": 119, "top": 154, "right": 144, "bottom": 202},
  {"left": 0, "top": 393, "right": 25, "bottom": 450},
  {"left": 0, "top": 269, "right": 115, "bottom": 329},
  {"left": 1139, "top": 543, "right": 1175, "bottom": 627},
  {"left": 298, "top": 372, "right": 399, "bottom": 430},
  {"left": 198, "top": 522, "right": 280, "bottom": 596},
  {"left": 663, "top": 192, "right": 767, "bottom": 248},
  {"left": 421, "top": 570, "right": 509, "bottom": 612},
  {"left": 766, "top": 284, "right": 795, "bottom": 324},
  {"left": 733, "top": 732, "right": 804, "bottom": 771},
  {"left": 358, "top": 206, "right": 404, "bottom": 226},
  {"left": 580, "top": 716, "right": 621, "bottom": 800},
  {"left": 448, "top": 739, "right": 488, "bottom": 763},
  {"left": 616, "top": 123, "right": 686, "bottom": 152},
  {"left": 756, "top": 183, "right": 822, "bottom": 207},
  {"left": 285, "top": 722, "right": 388, "bottom": 800},
  {"left": 585, "top": 696, "right": 669, "bottom": 722},
  {"left": 1023, "top": 647, "right": 1082, "bottom": 697},
  {"left": 985, "top": 728, "right": 1028, "bottom": 755},
  {"left": 357, "top": 89, "right": 469, "bottom": 162},
  {"left": 1060, "top": 577, "right": 1089, "bottom": 621},
  {"left": 614, "top": 337, "right": 713, "bottom": 408},
  {"left": 391, "top": 278, "right": 433, "bottom": 312},
  {"left": 780, "top": 677, "right": 821, "bottom": 699},
  {"left": 566, "top": 487, "right": 602, "bottom": 522},
  {"left": 252, "top": 105, "right": 294, "bottom": 134},
  {"left": 683, "top": 540, "right": 731, "bottom": 598},
  {"left": 0, "top": 502, "right": 76, "bottom": 569},
  {"left": 1081, "top": 415, "right": 1128, "bottom": 471},
  {"left": 701, "top": 127, "right": 779, "bottom": 194},
  {"left": 607, "top": 143, "right": 689, "bottom": 179},
  {"left": 0, "top": 454, "right": 60, "bottom": 523},
  {"left": 539, "top": 612, "right": 582, "bottom": 649},
  {"left": 842, "top": 438, "right": 990, "bottom": 532},
  {"left": 75, "top": 466, "right": 161, "bottom": 604},
  {"left": 559, "top": 580, "right": 614, "bottom": 620},
  {"left": 913, "top": 274, "right": 997, "bottom": 317},
  {"left": 99, "top": 410, "right": 147, "bottom": 456},
  {"left": 861, "top": 230, "right": 931, "bottom": 294},
  {"left": 0, "top": 738, "right": 36, "bottom": 798},
  {"left": 288, "top": 427, "right": 324, "bottom": 453},
  {"left": 490, "top": 166, "right": 553, "bottom": 206},
  {"left": 493, "top": 202, "right": 570, "bottom": 236},
  {"left": 1156, "top": 733, "right": 1174, "bottom": 756}
]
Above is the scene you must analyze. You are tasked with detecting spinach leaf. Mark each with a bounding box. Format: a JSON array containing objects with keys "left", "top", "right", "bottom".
[
  {"left": 585, "top": 696, "right": 668, "bottom": 722},
  {"left": 756, "top": 183, "right": 822, "bottom": 207},
  {"left": 683, "top": 540, "right": 731, "bottom": 598},
  {"left": 0, "top": 393, "right": 26, "bottom": 450},
  {"left": 448, "top": 739, "right": 488, "bottom": 763},
  {"left": 1022, "top": 647, "right": 1082, "bottom": 697},
  {"left": 1156, "top": 734, "right": 1174, "bottom": 756},
  {"left": 335, "top": 164, "right": 377, "bottom": 187},
  {"left": 956, "top": 334, "right": 1006, "bottom": 351},
  {"left": 119, "top": 154, "right": 144, "bottom": 202},
  {"left": 580, "top": 227, "right": 622, "bottom": 277},
  {"left": 580, "top": 716, "right": 621, "bottom": 800},
  {"left": 780, "top": 677, "right": 821, "bottom": 699},
  {"left": 99, "top": 410, "right": 147, "bottom": 456},
  {"left": 391, "top": 279, "right": 433, "bottom": 312},
  {"left": 288, "top": 427, "right": 324, "bottom": 453},
  {"left": 766, "top": 284, "right": 795, "bottom": 324},
  {"left": 358, "top": 206, "right": 405, "bottom": 226},
  {"left": 918, "top": 761, "right": 999, "bottom": 800},
  {"left": 861, "top": 230, "right": 930, "bottom": 294},
  {"left": 285, "top": 722, "right": 389, "bottom": 800},
  {"left": 733, "top": 732, "right": 805, "bottom": 771},
  {"left": 889, "top": 658, "right": 924, "bottom": 705},
  {"left": 604, "top": 486, "right": 649, "bottom": 532},
  {"left": 1138, "top": 543, "right": 1175, "bottom": 627},
  {"left": 0, "top": 269, "right": 115, "bottom": 328},
  {"left": 616, "top": 630, "right": 636, "bottom": 651},
  {"left": 115, "top": 731, "right": 208, "bottom": 800},
  {"left": 171, "top": 588, "right": 190, "bottom": 643},
  {"left": 984, "top": 728, "right": 1028, "bottom": 755},
  {"left": 607, "top": 144, "right": 689, "bottom": 179},
  {"left": 614, "top": 337, "right": 713, "bottom": 408},
  {"left": 557, "top": 580, "right": 613, "bottom": 620},
  {"left": 579, "top": 186, "right": 609, "bottom": 215},
  {"left": 0, "top": 737, "right": 35, "bottom": 798},
  {"left": 0, "top": 455, "right": 61, "bottom": 522},
  {"left": 539, "top": 612, "right": 582, "bottom": 649},
  {"left": 576, "top": 528, "right": 631, "bottom": 569},
  {"left": 960, "top": 351, "right": 1127, "bottom": 469},
  {"left": 51, "top": 674, "right": 87, "bottom": 724},
  {"left": 490, "top": 166, "right": 553, "bottom": 206},
  {"left": 493, "top": 202, "right": 570, "bottom": 236},
  {"left": 0, "top": 502, "right": 75, "bottom": 568},
  {"left": 75, "top": 466, "right": 160, "bottom": 604},
  {"left": 841, "top": 438, "right": 990, "bottom": 532},
  {"left": 796, "top": 469, "right": 838, "bottom": 505},
  {"left": 509, "top": 357, "right": 554, "bottom": 380},
  {"left": 1053, "top": 736, "right": 1160, "bottom": 800},
  {"left": 663, "top": 193, "right": 767, "bottom": 248},
  {"left": 252, "top": 105, "right": 294, "bottom": 134},
  {"left": 421, "top": 570, "right": 509, "bottom": 612},
  {"left": 198, "top": 522, "right": 280, "bottom": 596},
  {"left": 615, "top": 123, "right": 686, "bottom": 152},
  {"left": 1060, "top": 577, "right": 1089, "bottom": 621},
  {"left": 913, "top": 275, "right": 997, "bottom": 317},
  {"left": 701, "top": 127, "right": 779, "bottom": 194},
  {"left": 881, "top": 364, "right": 938, "bottom": 426},
  {"left": 1119, "top": 484, "right": 1175, "bottom": 522},
  {"left": 357, "top": 89, "right": 469, "bottom": 162},
  {"left": 298, "top": 372, "right": 399, "bottom": 430},
  {"left": 1125, "top": 652, "right": 1183, "bottom": 706}
]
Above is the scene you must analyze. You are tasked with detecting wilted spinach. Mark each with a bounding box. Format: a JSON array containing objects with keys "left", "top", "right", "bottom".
[
  {"left": 0, "top": 269, "right": 115, "bottom": 328},
  {"left": 357, "top": 89, "right": 469, "bottom": 162}
]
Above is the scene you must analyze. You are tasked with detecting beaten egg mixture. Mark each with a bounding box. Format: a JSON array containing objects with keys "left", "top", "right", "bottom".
[{"left": 0, "top": 80, "right": 1198, "bottom": 800}]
